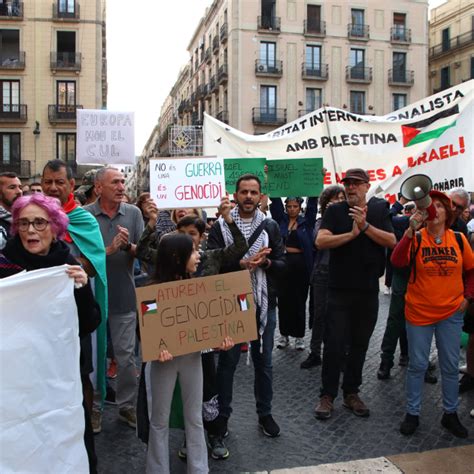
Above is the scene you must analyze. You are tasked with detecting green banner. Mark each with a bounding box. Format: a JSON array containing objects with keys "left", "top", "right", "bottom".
[
  {"left": 266, "top": 158, "right": 324, "bottom": 197},
  {"left": 224, "top": 158, "right": 267, "bottom": 193}
]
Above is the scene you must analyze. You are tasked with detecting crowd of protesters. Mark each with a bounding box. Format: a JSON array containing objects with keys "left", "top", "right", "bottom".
[{"left": 1, "top": 164, "right": 474, "bottom": 474}]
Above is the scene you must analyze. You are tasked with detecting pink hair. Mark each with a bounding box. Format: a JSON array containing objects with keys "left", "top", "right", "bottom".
[{"left": 11, "top": 194, "right": 69, "bottom": 239}]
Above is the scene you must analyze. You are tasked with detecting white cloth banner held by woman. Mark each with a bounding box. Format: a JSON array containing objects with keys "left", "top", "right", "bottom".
[{"left": 0, "top": 265, "right": 88, "bottom": 474}]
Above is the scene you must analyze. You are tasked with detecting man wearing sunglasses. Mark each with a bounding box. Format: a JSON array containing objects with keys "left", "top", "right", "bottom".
[{"left": 449, "top": 187, "right": 470, "bottom": 238}]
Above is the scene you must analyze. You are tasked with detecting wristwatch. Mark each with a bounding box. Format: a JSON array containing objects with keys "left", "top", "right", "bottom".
[
  {"left": 360, "top": 222, "right": 370, "bottom": 233},
  {"left": 123, "top": 242, "right": 132, "bottom": 252}
]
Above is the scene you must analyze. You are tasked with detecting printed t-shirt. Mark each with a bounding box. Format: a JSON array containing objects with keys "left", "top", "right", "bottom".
[{"left": 406, "top": 228, "right": 474, "bottom": 325}]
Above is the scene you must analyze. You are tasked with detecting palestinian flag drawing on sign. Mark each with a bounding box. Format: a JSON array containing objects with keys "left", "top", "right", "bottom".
[
  {"left": 141, "top": 299, "right": 157, "bottom": 316},
  {"left": 402, "top": 104, "right": 459, "bottom": 147},
  {"left": 237, "top": 294, "right": 250, "bottom": 311}
]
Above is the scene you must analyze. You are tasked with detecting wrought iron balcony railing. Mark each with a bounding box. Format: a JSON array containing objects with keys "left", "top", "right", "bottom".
[
  {"left": 348, "top": 23, "right": 369, "bottom": 40},
  {"left": 429, "top": 30, "right": 474, "bottom": 59},
  {"left": 388, "top": 69, "right": 414, "bottom": 86},
  {"left": 258, "top": 16, "right": 281, "bottom": 32},
  {"left": 304, "top": 19, "right": 326, "bottom": 37},
  {"left": 220, "top": 23, "right": 228, "bottom": 42},
  {"left": 0, "top": 104, "right": 27, "bottom": 122},
  {"left": 52, "top": 1, "right": 80, "bottom": 20},
  {"left": 255, "top": 59, "right": 283, "bottom": 77},
  {"left": 0, "top": 51, "right": 25, "bottom": 69},
  {"left": 390, "top": 26, "right": 411, "bottom": 44},
  {"left": 346, "top": 65, "right": 372, "bottom": 83},
  {"left": 218, "top": 63, "right": 228, "bottom": 84},
  {"left": 0, "top": 1, "right": 23, "bottom": 19},
  {"left": 301, "top": 62, "right": 328, "bottom": 80},
  {"left": 252, "top": 107, "right": 287, "bottom": 126},
  {"left": 50, "top": 51, "right": 82, "bottom": 71},
  {"left": 48, "top": 104, "right": 83, "bottom": 122}
]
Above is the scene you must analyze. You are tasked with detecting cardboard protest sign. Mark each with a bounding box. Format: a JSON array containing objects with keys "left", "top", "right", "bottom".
[
  {"left": 0, "top": 266, "right": 88, "bottom": 473},
  {"left": 149, "top": 156, "right": 225, "bottom": 209},
  {"left": 224, "top": 157, "right": 267, "bottom": 193},
  {"left": 76, "top": 109, "right": 135, "bottom": 165},
  {"left": 136, "top": 271, "right": 257, "bottom": 360},
  {"left": 266, "top": 158, "right": 323, "bottom": 197},
  {"left": 204, "top": 80, "right": 474, "bottom": 201}
]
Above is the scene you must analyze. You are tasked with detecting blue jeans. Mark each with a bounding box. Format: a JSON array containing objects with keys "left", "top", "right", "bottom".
[
  {"left": 217, "top": 307, "right": 276, "bottom": 419},
  {"left": 406, "top": 309, "right": 464, "bottom": 416}
]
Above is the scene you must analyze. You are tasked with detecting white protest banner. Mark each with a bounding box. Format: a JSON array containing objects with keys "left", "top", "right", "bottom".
[
  {"left": 149, "top": 156, "right": 225, "bottom": 209},
  {"left": 76, "top": 109, "right": 135, "bottom": 165},
  {"left": 204, "top": 80, "right": 474, "bottom": 200},
  {"left": 0, "top": 266, "right": 88, "bottom": 473}
]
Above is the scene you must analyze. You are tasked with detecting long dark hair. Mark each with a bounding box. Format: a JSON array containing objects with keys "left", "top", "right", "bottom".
[
  {"left": 319, "top": 185, "right": 345, "bottom": 215},
  {"left": 153, "top": 233, "right": 194, "bottom": 283}
]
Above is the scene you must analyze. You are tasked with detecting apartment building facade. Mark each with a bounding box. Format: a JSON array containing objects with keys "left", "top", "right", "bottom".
[
  {"left": 429, "top": 0, "right": 474, "bottom": 93},
  {"left": 0, "top": 0, "right": 106, "bottom": 181}
]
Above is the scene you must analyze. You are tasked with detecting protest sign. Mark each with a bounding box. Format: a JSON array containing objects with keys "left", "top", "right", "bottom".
[
  {"left": 224, "top": 157, "right": 267, "bottom": 193},
  {"left": 0, "top": 266, "right": 88, "bottom": 473},
  {"left": 266, "top": 158, "right": 323, "bottom": 197},
  {"left": 136, "top": 271, "right": 257, "bottom": 360},
  {"left": 204, "top": 80, "right": 474, "bottom": 201},
  {"left": 76, "top": 109, "right": 135, "bottom": 165},
  {"left": 149, "top": 156, "right": 225, "bottom": 209}
]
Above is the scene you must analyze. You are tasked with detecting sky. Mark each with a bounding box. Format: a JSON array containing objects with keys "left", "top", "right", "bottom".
[{"left": 106, "top": 0, "right": 447, "bottom": 156}]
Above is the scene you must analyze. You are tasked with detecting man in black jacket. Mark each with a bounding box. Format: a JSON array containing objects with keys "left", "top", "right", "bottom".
[
  {"left": 315, "top": 168, "right": 396, "bottom": 420},
  {"left": 207, "top": 174, "right": 286, "bottom": 441}
]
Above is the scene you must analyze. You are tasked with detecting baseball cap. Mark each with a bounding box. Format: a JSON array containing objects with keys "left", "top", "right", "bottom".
[
  {"left": 341, "top": 168, "right": 370, "bottom": 183},
  {"left": 76, "top": 169, "right": 97, "bottom": 195}
]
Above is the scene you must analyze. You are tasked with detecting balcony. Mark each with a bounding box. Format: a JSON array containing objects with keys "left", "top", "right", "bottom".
[
  {"left": 429, "top": 30, "right": 474, "bottom": 60},
  {"left": 0, "top": 104, "right": 27, "bottom": 123},
  {"left": 0, "top": 1, "right": 23, "bottom": 19},
  {"left": 346, "top": 65, "right": 372, "bottom": 83},
  {"left": 50, "top": 52, "right": 81, "bottom": 71},
  {"left": 183, "top": 99, "right": 192, "bottom": 112},
  {"left": 52, "top": 1, "right": 80, "bottom": 21},
  {"left": 210, "top": 75, "right": 218, "bottom": 92},
  {"left": 204, "top": 83, "right": 212, "bottom": 98},
  {"left": 388, "top": 69, "right": 414, "bottom": 86},
  {"left": 212, "top": 35, "right": 219, "bottom": 53},
  {"left": 1, "top": 160, "right": 31, "bottom": 178},
  {"left": 178, "top": 101, "right": 186, "bottom": 115},
  {"left": 191, "top": 112, "right": 202, "bottom": 126},
  {"left": 255, "top": 59, "right": 283, "bottom": 77},
  {"left": 258, "top": 16, "right": 281, "bottom": 33},
  {"left": 252, "top": 107, "right": 287, "bottom": 126},
  {"left": 220, "top": 23, "right": 228, "bottom": 43},
  {"left": 348, "top": 23, "right": 369, "bottom": 41},
  {"left": 304, "top": 19, "right": 326, "bottom": 37},
  {"left": 0, "top": 51, "right": 25, "bottom": 70},
  {"left": 217, "top": 109, "right": 229, "bottom": 124},
  {"left": 302, "top": 62, "right": 328, "bottom": 81},
  {"left": 196, "top": 84, "right": 205, "bottom": 99},
  {"left": 48, "top": 104, "right": 83, "bottom": 123},
  {"left": 218, "top": 63, "right": 228, "bottom": 84},
  {"left": 390, "top": 26, "right": 411, "bottom": 44},
  {"left": 204, "top": 47, "right": 211, "bottom": 64},
  {"left": 191, "top": 92, "right": 197, "bottom": 104}
]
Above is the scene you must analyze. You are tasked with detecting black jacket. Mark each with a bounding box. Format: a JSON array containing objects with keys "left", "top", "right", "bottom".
[{"left": 207, "top": 217, "right": 286, "bottom": 307}]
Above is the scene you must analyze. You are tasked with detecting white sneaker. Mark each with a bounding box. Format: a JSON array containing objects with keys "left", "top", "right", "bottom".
[
  {"left": 383, "top": 286, "right": 391, "bottom": 295},
  {"left": 470, "top": 408, "right": 474, "bottom": 418},
  {"left": 295, "top": 338, "right": 305, "bottom": 351},
  {"left": 277, "top": 335, "right": 289, "bottom": 349}
]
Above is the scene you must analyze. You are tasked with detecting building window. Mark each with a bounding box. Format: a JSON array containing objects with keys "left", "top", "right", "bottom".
[
  {"left": 307, "top": 5, "right": 322, "bottom": 33},
  {"left": 306, "top": 88, "right": 322, "bottom": 112},
  {"left": 393, "top": 93, "right": 407, "bottom": 111},
  {"left": 306, "top": 45, "right": 321, "bottom": 69},
  {"left": 57, "top": 133, "right": 76, "bottom": 163},
  {"left": 350, "top": 91, "right": 365, "bottom": 114},
  {"left": 260, "top": 41, "right": 276, "bottom": 68},
  {"left": 58, "top": 0, "right": 76, "bottom": 14},
  {"left": 260, "top": 85, "right": 277, "bottom": 119},
  {"left": 393, "top": 12, "right": 407, "bottom": 41},
  {"left": 441, "top": 66, "right": 450, "bottom": 89},
  {"left": 1, "top": 80, "right": 20, "bottom": 112},
  {"left": 0, "top": 29, "right": 20, "bottom": 65},
  {"left": 57, "top": 31, "right": 76, "bottom": 65},
  {"left": 0, "top": 133, "right": 20, "bottom": 166},
  {"left": 350, "top": 48, "right": 365, "bottom": 78},
  {"left": 350, "top": 9, "right": 365, "bottom": 36},
  {"left": 442, "top": 28, "right": 450, "bottom": 52},
  {"left": 393, "top": 52, "right": 407, "bottom": 81},
  {"left": 57, "top": 81, "right": 76, "bottom": 111}
]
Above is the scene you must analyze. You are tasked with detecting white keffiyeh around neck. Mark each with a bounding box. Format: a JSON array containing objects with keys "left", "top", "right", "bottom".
[{"left": 219, "top": 207, "right": 269, "bottom": 338}]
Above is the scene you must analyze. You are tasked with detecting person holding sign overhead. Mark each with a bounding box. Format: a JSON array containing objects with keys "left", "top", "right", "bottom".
[
  {"left": 270, "top": 196, "right": 317, "bottom": 351},
  {"left": 145, "top": 233, "right": 234, "bottom": 474}
]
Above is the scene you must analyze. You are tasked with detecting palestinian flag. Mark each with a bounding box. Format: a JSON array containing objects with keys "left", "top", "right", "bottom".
[
  {"left": 237, "top": 294, "right": 250, "bottom": 311},
  {"left": 402, "top": 104, "right": 459, "bottom": 147},
  {"left": 141, "top": 299, "right": 157, "bottom": 316}
]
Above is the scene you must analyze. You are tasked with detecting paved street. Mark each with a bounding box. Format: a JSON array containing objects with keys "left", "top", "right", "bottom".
[{"left": 95, "top": 293, "right": 474, "bottom": 473}]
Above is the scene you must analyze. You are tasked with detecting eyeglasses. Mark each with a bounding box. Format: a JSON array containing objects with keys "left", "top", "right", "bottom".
[
  {"left": 343, "top": 180, "right": 367, "bottom": 188},
  {"left": 16, "top": 217, "right": 50, "bottom": 232},
  {"left": 453, "top": 203, "right": 465, "bottom": 213}
]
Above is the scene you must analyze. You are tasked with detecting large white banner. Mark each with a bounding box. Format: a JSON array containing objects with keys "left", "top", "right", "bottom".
[
  {"left": 76, "top": 109, "right": 135, "bottom": 165},
  {"left": 0, "top": 266, "right": 88, "bottom": 474},
  {"left": 204, "top": 81, "right": 473, "bottom": 200}
]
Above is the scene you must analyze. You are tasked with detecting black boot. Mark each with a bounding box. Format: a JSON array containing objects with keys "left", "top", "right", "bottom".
[
  {"left": 400, "top": 413, "right": 419, "bottom": 435},
  {"left": 377, "top": 360, "right": 392, "bottom": 380},
  {"left": 300, "top": 352, "right": 321, "bottom": 369},
  {"left": 441, "top": 412, "right": 468, "bottom": 438}
]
